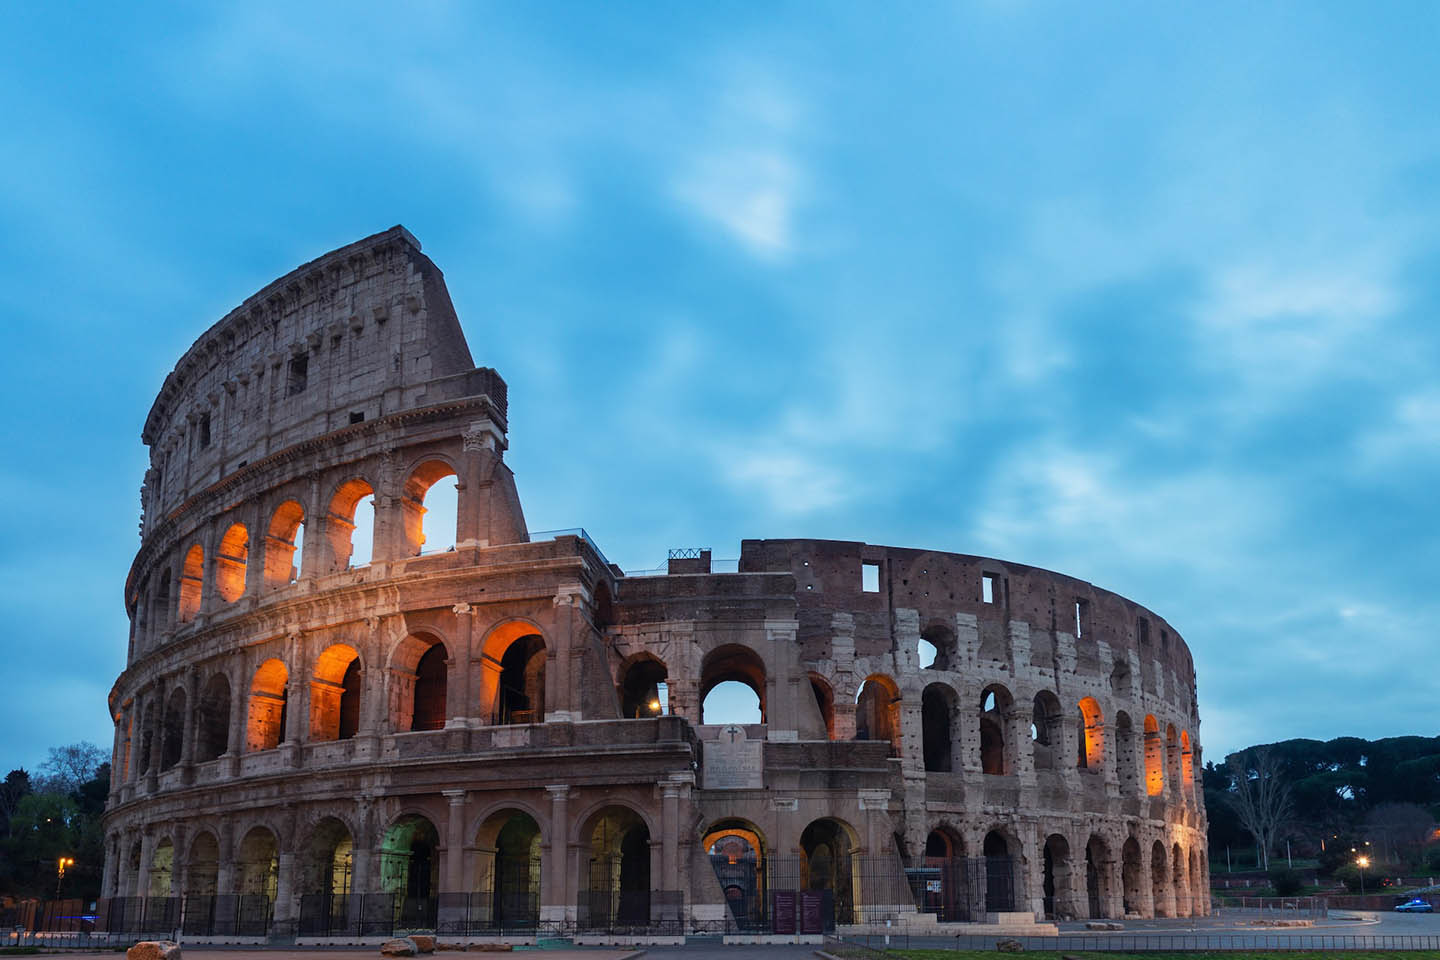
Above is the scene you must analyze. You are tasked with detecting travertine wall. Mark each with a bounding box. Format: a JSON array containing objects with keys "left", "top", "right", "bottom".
[{"left": 105, "top": 229, "right": 1208, "bottom": 936}]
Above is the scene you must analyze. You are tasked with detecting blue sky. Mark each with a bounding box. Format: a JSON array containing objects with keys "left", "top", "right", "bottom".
[{"left": 2, "top": 3, "right": 1438, "bottom": 775}]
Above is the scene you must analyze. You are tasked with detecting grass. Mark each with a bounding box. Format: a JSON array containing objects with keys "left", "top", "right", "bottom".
[{"left": 883, "top": 953, "right": 1440, "bottom": 960}]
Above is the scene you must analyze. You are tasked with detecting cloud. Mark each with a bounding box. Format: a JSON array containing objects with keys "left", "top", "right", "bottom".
[
  {"left": 1355, "top": 388, "right": 1440, "bottom": 468},
  {"left": 718, "top": 447, "right": 847, "bottom": 515}
]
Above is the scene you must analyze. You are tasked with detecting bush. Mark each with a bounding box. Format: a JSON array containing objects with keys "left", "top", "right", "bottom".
[{"left": 1269, "top": 867, "right": 1305, "bottom": 896}]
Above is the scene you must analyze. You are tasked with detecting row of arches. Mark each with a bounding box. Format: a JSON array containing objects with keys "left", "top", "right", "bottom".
[
  {"left": 133, "top": 458, "right": 463, "bottom": 640},
  {"left": 125, "top": 803, "right": 654, "bottom": 930},
  {"left": 119, "top": 626, "right": 547, "bottom": 780}
]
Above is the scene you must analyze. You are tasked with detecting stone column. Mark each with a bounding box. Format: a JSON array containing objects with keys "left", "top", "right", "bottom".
[
  {"left": 660, "top": 781, "right": 681, "bottom": 889},
  {"left": 351, "top": 798, "right": 374, "bottom": 897},
  {"left": 282, "top": 632, "right": 306, "bottom": 766},
  {"left": 542, "top": 785, "right": 571, "bottom": 923},
  {"left": 215, "top": 823, "right": 236, "bottom": 896},
  {"left": 443, "top": 790, "right": 467, "bottom": 893},
  {"left": 226, "top": 661, "right": 247, "bottom": 776},
  {"left": 179, "top": 667, "right": 199, "bottom": 782},
  {"left": 135, "top": 829, "right": 157, "bottom": 900},
  {"left": 109, "top": 714, "right": 125, "bottom": 801},
  {"left": 549, "top": 587, "right": 582, "bottom": 721},
  {"left": 273, "top": 850, "right": 298, "bottom": 928},
  {"left": 101, "top": 834, "right": 118, "bottom": 899},
  {"left": 448, "top": 604, "right": 474, "bottom": 728},
  {"left": 144, "top": 685, "right": 164, "bottom": 792}
]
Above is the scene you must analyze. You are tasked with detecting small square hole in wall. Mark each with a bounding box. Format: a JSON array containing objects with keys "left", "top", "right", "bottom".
[
  {"left": 982, "top": 573, "right": 997, "bottom": 604},
  {"left": 350, "top": 411, "right": 365, "bottom": 424},
  {"left": 861, "top": 562, "right": 880, "bottom": 593}
]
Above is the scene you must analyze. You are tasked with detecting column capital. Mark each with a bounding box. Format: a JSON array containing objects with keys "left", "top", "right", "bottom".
[
  {"left": 452, "top": 602, "right": 473, "bottom": 616},
  {"left": 545, "top": 784, "right": 572, "bottom": 799},
  {"left": 442, "top": 789, "right": 467, "bottom": 804}
]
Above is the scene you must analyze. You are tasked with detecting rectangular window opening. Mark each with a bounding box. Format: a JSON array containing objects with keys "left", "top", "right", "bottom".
[
  {"left": 982, "top": 573, "right": 997, "bottom": 604},
  {"left": 1137, "top": 617, "right": 1150, "bottom": 646},
  {"left": 349, "top": 411, "right": 365, "bottom": 424},
  {"left": 861, "top": 562, "right": 880, "bottom": 593},
  {"left": 198, "top": 412, "right": 211, "bottom": 448},
  {"left": 287, "top": 354, "right": 309, "bottom": 396},
  {"left": 1075, "top": 598, "right": 1090, "bottom": 638}
]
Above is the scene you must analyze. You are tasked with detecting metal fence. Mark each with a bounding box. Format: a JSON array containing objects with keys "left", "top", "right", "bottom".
[
  {"left": 828, "top": 932, "right": 1440, "bottom": 953},
  {"left": 1213, "top": 895, "right": 1328, "bottom": 920}
]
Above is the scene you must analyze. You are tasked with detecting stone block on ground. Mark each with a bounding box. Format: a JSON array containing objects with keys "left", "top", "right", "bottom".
[
  {"left": 996, "top": 938, "right": 1024, "bottom": 952},
  {"left": 409, "top": 934, "right": 436, "bottom": 953},
  {"left": 381, "top": 937, "right": 418, "bottom": 956},
  {"left": 127, "top": 941, "right": 180, "bottom": 960}
]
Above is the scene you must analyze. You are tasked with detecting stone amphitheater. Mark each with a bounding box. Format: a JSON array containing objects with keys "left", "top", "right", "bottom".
[{"left": 103, "top": 226, "right": 1209, "bottom": 941}]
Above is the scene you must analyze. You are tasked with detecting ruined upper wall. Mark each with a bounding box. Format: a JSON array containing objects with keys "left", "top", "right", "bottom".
[
  {"left": 138, "top": 226, "right": 504, "bottom": 528},
  {"left": 739, "top": 538, "right": 1196, "bottom": 693}
]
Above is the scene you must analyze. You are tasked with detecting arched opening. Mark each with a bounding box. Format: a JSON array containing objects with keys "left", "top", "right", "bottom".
[
  {"left": 381, "top": 815, "right": 440, "bottom": 902},
  {"left": 178, "top": 544, "right": 204, "bottom": 622},
  {"left": 215, "top": 523, "right": 249, "bottom": 603},
  {"left": 699, "top": 645, "right": 766, "bottom": 725},
  {"left": 160, "top": 687, "right": 186, "bottom": 771},
  {"left": 1150, "top": 841, "right": 1170, "bottom": 917},
  {"left": 303, "top": 817, "right": 354, "bottom": 901},
  {"left": 149, "top": 839, "right": 174, "bottom": 897},
  {"left": 477, "top": 623, "right": 547, "bottom": 725},
  {"left": 195, "top": 673, "right": 230, "bottom": 762},
  {"left": 137, "top": 703, "right": 155, "bottom": 773},
  {"left": 403, "top": 460, "right": 459, "bottom": 556},
  {"left": 921, "top": 683, "right": 956, "bottom": 772},
  {"left": 497, "top": 635, "right": 546, "bottom": 725},
  {"left": 247, "top": 659, "right": 288, "bottom": 752},
  {"left": 1114, "top": 711, "right": 1137, "bottom": 794},
  {"left": 1031, "top": 691, "right": 1063, "bottom": 771},
  {"left": 1085, "top": 835, "right": 1113, "bottom": 919},
  {"left": 474, "top": 810, "right": 540, "bottom": 929},
  {"left": 982, "top": 830, "right": 1016, "bottom": 912},
  {"left": 1078, "top": 697, "right": 1104, "bottom": 771},
  {"left": 801, "top": 818, "right": 857, "bottom": 927},
  {"left": 919, "top": 623, "right": 954, "bottom": 671},
  {"left": 238, "top": 827, "right": 279, "bottom": 900},
  {"left": 1165, "top": 724, "right": 1180, "bottom": 793},
  {"left": 412, "top": 644, "right": 448, "bottom": 731},
  {"left": 581, "top": 806, "right": 651, "bottom": 929},
  {"left": 809, "top": 674, "right": 836, "bottom": 740},
  {"left": 186, "top": 832, "right": 219, "bottom": 896},
  {"left": 1143, "top": 715, "right": 1164, "bottom": 796},
  {"left": 387, "top": 634, "right": 449, "bottom": 732},
  {"left": 704, "top": 819, "right": 766, "bottom": 931},
  {"left": 1180, "top": 730, "right": 1194, "bottom": 797},
  {"left": 264, "top": 500, "right": 306, "bottom": 588},
  {"left": 310, "top": 644, "right": 362, "bottom": 742},
  {"left": 980, "top": 685, "right": 1013, "bottom": 775},
  {"left": 855, "top": 675, "right": 900, "bottom": 755},
  {"left": 922, "top": 827, "right": 968, "bottom": 922},
  {"left": 1043, "top": 834, "right": 1075, "bottom": 920},
  {"left": 1121, "top": 837, "right": 1143, "bottom": 916},
  {"left": 1188, "top": 847, "right": 1201, "bottom": 916},
  {"left": 618, "top": 656, "right": 668, "bottom": 719},
  {"left": 327, "top": 478, "right": 375, "bottom": 571}
]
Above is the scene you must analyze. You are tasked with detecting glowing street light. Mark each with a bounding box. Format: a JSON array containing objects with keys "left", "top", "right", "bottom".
[
  {"left": 55, "top": 857, "right": 74, "bottom": 899},
  {"left": 1356, "top": 855, "right": 1370, "bottom": 895}
]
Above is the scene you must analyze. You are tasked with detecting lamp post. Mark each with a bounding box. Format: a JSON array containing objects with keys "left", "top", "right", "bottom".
[
  {"left": 55, "top": 857, "right": 74, "bottom": 900},
  {"left": 1357, "top": 855, "right": 1369, "bottom": 895}
]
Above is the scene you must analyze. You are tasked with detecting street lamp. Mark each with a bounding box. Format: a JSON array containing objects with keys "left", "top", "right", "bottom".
[
  {"left": 55, "top": 857, "right": 74, "bottom": 899},
  {"left": 1356, "top": 855, "right": 1369, "bottom": 895}
]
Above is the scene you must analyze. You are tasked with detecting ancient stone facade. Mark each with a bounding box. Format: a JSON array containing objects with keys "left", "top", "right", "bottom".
[{"left": 105, "top": 227, "right": 1209, "bottom": 938}]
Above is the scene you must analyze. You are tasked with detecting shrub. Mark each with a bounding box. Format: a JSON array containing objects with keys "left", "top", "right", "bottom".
[{"left": 1269, "top": 867, "right": 1305, "bottom": 896}]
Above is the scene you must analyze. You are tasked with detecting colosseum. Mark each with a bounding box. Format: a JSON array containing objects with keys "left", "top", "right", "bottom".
[{"left": 103, "top": 226, "right": 1209, "bottom": 943}]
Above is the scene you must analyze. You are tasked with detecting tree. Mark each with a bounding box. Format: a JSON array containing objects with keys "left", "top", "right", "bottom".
[
  {"left": 1227, "top": 746, "right": 1294, "bottom": 871},
  {"left": 1364, "top": 802, "right": 1435, "bottom": 867},
  {"left": 35, "top": 742, "right": 106, "bottom": 796},
  {"left": 0, "top": 769, "right": 33, "bottom": 837}
]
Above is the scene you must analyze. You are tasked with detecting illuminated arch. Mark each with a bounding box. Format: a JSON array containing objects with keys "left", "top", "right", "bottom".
[
  {"left": 310, "top": 643, "right": 362, "bottom": 742},
  {"left": 264, "top": 499, "right": 305, "bottom": 588},
  {"left": 215, "top": 523, "right": 249, "bottom": 603},
  {"left": 178, "top": 544, "right": 204, "bottom": 622},
  {"left": 246, "top": 658, "right": 288, "bottom": 752}
]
